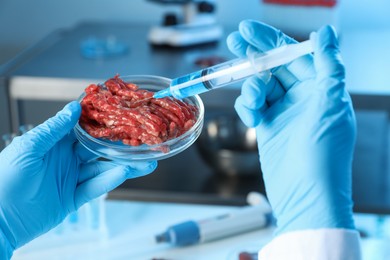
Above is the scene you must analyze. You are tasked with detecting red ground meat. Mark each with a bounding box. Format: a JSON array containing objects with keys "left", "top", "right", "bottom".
[{"left": 79, "top": 75, "right": 199, "bottom": 148}]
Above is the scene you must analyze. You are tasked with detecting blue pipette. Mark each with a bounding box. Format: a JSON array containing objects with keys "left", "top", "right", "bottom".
[
  {"left": 155, "top": 205, "right": 273, "bottom": 246},
  {"left": 153, "top": 38, "right": 314, "bottom": 99}
]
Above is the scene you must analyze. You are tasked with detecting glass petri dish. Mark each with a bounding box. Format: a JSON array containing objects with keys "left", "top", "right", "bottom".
[{"left": 74, "top": 75, "right": 204, "bottom": 162}]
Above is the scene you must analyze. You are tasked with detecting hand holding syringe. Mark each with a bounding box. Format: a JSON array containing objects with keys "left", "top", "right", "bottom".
[{"left": 154, "top": 38, "right": 314, "bottom": 99}]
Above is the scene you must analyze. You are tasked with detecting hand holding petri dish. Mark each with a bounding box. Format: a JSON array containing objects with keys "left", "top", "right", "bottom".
[{"left": 74, "top": 75, "right": 204, "bottom": 162}]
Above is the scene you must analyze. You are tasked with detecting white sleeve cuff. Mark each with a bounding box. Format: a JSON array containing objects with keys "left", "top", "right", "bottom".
[{"left": 258, "top": 228, "right": 362, "bottom": 260}]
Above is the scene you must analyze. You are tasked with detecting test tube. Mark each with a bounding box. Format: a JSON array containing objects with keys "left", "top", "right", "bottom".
[
  {"left": 19, "top": 124, "right": 34, "bottom": 134},
  {"left": 2, "top": 133, "right": 17, "bottom": 147},
  {"left": 86, "top": 193, "right": 108, "bottom": 232}
]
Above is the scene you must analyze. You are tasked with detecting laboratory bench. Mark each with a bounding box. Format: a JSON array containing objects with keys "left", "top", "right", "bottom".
[
  {"left": 12, "top": 199, "right": 390, "bottom": 260},
  {"left": 1, "top": 21, "right": 390, "bottom": 213}
]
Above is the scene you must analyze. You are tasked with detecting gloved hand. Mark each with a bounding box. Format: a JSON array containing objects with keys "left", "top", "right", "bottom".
[
  {"left": 227, "top": 20, "right": 356, "bottom": 235},
  {"left": 0, "top": 101, "right": 157, "bottom": 256}
]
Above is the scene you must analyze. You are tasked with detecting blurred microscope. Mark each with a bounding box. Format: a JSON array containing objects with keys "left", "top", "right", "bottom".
[{"left": 147, "top": 0, "right": 223, "bottom": 47}]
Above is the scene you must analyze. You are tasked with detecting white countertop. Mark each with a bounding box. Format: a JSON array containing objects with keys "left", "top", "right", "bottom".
[
  {"left": 11, "top": 199, "right": 390, "bottom": 260},
  {"left": 12, "top": 200, "right": 274, "bottom": 260}
]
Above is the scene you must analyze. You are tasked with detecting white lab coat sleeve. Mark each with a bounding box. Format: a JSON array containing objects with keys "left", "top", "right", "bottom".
[{"left": 258, "top": 228, "right": 362, "bottom": 260}]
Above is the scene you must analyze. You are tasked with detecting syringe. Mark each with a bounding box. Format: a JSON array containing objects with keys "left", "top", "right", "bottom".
[{"left": 153, "top": 38, "right": 314, "bottom": 99}]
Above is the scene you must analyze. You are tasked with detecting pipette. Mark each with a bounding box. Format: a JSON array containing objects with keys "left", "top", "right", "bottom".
[
  {"left": 155, "top": 205, "right": 273, "bottom": 246},
  {"left": 153, "top": 38, "right": 314, "bottom": 99}
]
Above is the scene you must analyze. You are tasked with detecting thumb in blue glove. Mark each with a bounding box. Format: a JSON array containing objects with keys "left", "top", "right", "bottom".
[
  {"left": 228, "top": 20, "right": 356, "bottom": 235},
  {"left": 0, "top": 101, "right": 157, "bottom": 257}
]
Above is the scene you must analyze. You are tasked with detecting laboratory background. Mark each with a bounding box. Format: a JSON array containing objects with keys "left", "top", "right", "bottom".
[{"left": 1, "top": 0, "right": 390, "bottom": 259}]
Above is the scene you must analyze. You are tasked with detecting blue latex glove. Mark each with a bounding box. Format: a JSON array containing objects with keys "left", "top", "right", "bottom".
[
  {"left": 0, "top": 101, "right": 157, "bottom": 257},
  {"left": 227, "top": 20, "right": 356, "bottom": 235}
]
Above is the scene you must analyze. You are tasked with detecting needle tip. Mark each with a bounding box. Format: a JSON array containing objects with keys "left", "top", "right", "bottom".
[{"left": 154, "top": 88, "right": 171, "bottom": 99}]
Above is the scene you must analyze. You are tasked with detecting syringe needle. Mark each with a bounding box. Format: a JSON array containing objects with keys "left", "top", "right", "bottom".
[{"left": 153, "top": 88, "right": 172, "bottom": 99}]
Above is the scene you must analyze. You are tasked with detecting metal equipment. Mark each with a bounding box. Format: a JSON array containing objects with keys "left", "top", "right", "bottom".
[{"left": 147, "top": 0, "right": 223, "bottom": 47}]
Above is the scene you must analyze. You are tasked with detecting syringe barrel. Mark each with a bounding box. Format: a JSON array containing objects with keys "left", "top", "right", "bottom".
[
  {"left": 203, "top": 58, "right": 257, "bottom": 88},
  {"left": 169, "top": 57, "right": 255, "bottom": 99},
  {"left": 169, "top": 39, "right": 313, "bottom": 99},
  {"left": 248, "top": 39, "right": 313, "bottom": 72}
]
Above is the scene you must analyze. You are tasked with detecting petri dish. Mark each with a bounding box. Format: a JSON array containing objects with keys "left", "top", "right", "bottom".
[{"left": 74, "top": 75, "right": 204, "bottom": 162}]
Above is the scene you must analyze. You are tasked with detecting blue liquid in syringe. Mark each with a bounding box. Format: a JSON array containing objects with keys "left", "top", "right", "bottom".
[
  {"left": 170, "top": 69, "right": 212, "bottom": 99},
  {"left": 166, "top": 56, "right": 257, "bottom": 99}
]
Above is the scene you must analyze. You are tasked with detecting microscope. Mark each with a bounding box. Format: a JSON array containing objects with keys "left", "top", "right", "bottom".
[{"left": 147, "top": 0, "right": 223, "bottom": 47}]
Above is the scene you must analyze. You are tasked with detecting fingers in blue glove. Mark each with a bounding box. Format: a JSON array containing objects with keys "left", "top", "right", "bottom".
[
  {"left": 234, "top": 76, "right": 267, "bottom": 128},
  {"left": 78, "top": 161, "right": 120, "bottom": 183},
  {"left": 233, "top": 20, "right": 315, "bottom": 89},
  {"left": 74, "top": 161, "right": 157, "bottom": 209},
  {"left": 226, "top": 31, "right": 249, "bottom": 58},
  {"left": 74, "top": 142, "right": 99, "bottom": 163},
  {"left": 227, "top": 23, "right": 294, "bottom": 99},
  {"left": 235, "top": 73, "right": 289, "bottom": 127},
  {"left": 239, "top": 19, "right": 295, "bottom": 49},
  {"left": 312, "top": 25, "right": 345, "bottom": 94},
  {"left": 23, "top": 101, "right": 81, "bottom": 156}
]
